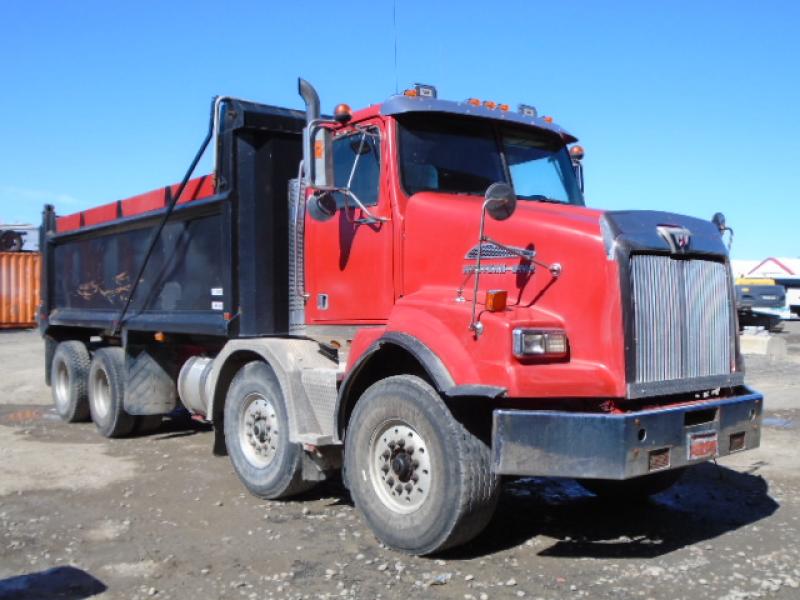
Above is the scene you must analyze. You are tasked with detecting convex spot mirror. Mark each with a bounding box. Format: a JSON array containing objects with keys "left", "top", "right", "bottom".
[
  {"left": 308, "top": 191, "right": 337, "bottom": 222},
  {"left": 484, "top": 182, "right": 517, "bottom": 221}
]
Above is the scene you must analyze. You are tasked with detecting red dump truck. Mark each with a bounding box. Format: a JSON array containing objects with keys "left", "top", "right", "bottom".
[{"left": 40, "top": 80, "right": 763, "bottom": 554}]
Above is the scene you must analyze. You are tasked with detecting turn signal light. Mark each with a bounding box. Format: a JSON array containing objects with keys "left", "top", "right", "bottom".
[
  {"left": 512, "top": 329, "right": 569, "bottom": 358},
  {"left": 569, "top": 145, "right": 585, "bottom": 160},
  {"left": 485, "top": 289, "right": 508, "bottom": 312}
]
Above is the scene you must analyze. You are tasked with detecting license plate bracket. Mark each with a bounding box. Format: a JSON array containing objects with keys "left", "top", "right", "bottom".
[{"left": 688, "top": 431, "right": 718, "bottom": 460}]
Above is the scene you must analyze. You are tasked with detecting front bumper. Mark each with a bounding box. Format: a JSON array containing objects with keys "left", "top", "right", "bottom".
[{"left": 492, "top": 388, "right": 763, "bottom": 479}]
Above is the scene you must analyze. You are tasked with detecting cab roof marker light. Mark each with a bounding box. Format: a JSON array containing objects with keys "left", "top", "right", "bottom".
[
  {"left": 466, "top": 98, "right": 481, "bottom": 106},
  {"left": 413, "top": 83, "right": 437, "bottom": 98},
  {"left": 518, "top": 104, "right": 538, "bottom": 118}
]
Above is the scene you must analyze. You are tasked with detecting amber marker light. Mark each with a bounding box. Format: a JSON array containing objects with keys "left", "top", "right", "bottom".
[
  {"left": 569, "top": 145, "right": 585, "bottom": 160},
  {"left": 543, "top": 115, "right": 554, "bottom": 123},
  {"left": 154, "top": 331, "right": 166, "bottom": 342},
  {"left": 404, "top": 88, "right": 418, "bottom": 97},
  {"left": 485, "top": 289, "right": 508, "bottom": 312},
  {"left": 499, "top": 103, "right": 510, "bottom": 111},
  {"left": 334, "top": 103, "right": 352, "bottom": 124},
  {"left": 467, "top": 98, "right": 481, "bottom": 106},
  {"left": 483, "top": 100, "right": 497, "bottom": 109}
]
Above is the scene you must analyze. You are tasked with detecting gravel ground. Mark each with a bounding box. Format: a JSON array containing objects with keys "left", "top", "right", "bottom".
[{"left": 0, "top": 326, "right": 798, "bottom": 600}]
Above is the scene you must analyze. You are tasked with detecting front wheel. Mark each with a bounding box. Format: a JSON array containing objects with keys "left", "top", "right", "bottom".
[
  {"left": 344, "top": 375, "right": 499, "bottom": 555},
  {"left": 224, "top": 361, "right": 314, "bottom": 499}
]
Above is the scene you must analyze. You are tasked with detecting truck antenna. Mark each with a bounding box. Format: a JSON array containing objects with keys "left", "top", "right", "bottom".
[{"left": 393, "top": 0, "right": 399, "bottom": 93}]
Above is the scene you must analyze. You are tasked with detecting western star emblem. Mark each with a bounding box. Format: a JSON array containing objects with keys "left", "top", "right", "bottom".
[{"left": 656, "top": 225, "right": 692, "bottom": 253}]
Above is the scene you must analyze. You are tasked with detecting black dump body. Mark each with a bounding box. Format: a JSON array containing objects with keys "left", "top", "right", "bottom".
[{"left": 40, "top": 100, "right": 304, "bottom": 340}]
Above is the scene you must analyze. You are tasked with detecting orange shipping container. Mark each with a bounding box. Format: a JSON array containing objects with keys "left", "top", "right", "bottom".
[{"left": 0, "top": 252, "right": 40, "bottom": 329}]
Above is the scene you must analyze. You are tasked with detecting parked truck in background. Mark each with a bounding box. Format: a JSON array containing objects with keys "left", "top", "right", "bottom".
[
  {"left": 735, "top": 277, "right": 788, "bottom": 331},
  {"left": 39, "top": 80, "right": 763, "bottom": 555}
]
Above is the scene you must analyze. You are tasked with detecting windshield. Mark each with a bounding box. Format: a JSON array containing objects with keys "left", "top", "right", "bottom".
[{"left": 398, "top": 114, "right": 584, "bottom": 205}]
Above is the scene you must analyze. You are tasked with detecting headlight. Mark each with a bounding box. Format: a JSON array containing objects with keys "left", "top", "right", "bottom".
[{"left": 512, "top": 329, "right": 569, "bottom": 358}]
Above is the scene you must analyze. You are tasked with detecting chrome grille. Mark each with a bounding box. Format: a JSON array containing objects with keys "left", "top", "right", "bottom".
[{"left": 630, "top": 255, "right": 732, "bottom": 384}]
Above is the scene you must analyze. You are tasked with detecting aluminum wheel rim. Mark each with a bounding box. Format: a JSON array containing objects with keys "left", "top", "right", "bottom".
[
  {"left": 54, "top": 361, "right": 70, "bottom": 412},
  {"left": 369, "top": 420, "right": 432, "bottom": 514},
  {"left": 90, "top": 367, "right": 111, "bottom": 420},
  {"left": 239, "top": 393, "right": 279, "bottom": 468}
]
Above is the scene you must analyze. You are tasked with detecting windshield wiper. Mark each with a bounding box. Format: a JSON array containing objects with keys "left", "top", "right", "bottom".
[{"left": 518, "top": 194, "right": 566, "bottom": 204}]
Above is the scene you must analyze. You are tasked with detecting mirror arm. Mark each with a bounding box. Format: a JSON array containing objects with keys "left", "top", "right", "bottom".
[
  {"left": 339, "top": 188, "right": 389, "bottom": 224},
  {"left": 480, "top": 235, "right": 562, "bottom": 276},
  {"left": 469, "top": 200, "right": 492, "bottom": 337},
  {"left": 479, "top": 235, "right": 534, "bottom": 260}
]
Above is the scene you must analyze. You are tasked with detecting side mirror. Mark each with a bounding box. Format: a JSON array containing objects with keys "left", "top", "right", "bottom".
[
  {"left": 484, "top": 182, "right": 517, "bottom": 221},
  {"left": 711, "top": 212, "right": 727, "bottom": 234},
  {"left": 311, "top": 127, "right": 334, "bottom": 188},
  {"left": 711, "top": 211, "right": 734, "bottom": 251},
  {"left": 570, "top": 145, "right": 585, "bottom": 193},
  {"left": 298, "top": 77, "right": 335, "bottom": 189},
  {"left": 308, "top": 191, "right": 337, "bottom": 222}
]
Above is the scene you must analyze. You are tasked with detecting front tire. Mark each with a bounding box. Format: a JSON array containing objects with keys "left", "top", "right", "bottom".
[
  {"left": 51, "top": 341, "right": 91, "bottom": 423},
  {"left": 344, "top": 375, "right": 499, "bottom": 555},
  {"left": 224, "top": 361, "right": 313, "bottom": 499},
  {"left": 88, "top": 347, "right": 136, "bottom": 438}
]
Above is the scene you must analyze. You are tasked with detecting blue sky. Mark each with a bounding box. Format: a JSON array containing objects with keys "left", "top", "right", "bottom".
[{"left": 0, "top": 0, "right": 797, "bottom": 260}]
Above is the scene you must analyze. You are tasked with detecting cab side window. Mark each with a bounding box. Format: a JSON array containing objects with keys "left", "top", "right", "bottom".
[{"left": 333, "top": 128, "right": 381, "bottom": 208}]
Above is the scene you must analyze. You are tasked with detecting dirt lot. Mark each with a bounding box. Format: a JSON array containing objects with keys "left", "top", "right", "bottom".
[{"left": 1, "top": 327, "right": 799, "bottom": 600}]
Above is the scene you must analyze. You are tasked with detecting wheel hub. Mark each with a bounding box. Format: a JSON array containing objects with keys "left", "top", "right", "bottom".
[
  {"left": 239, "top": 395, "right": 279, "bottom": 468},
  {"left": 391, "top": 452, "right": 414, "bottom": 481},
  {"left": 369, "top": 422, "right": 431, "bottom": 514}
]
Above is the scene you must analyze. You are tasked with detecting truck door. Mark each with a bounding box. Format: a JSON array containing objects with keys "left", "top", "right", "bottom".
[{"left": 305, "top": 121, "right": 394, "bottom": 322}]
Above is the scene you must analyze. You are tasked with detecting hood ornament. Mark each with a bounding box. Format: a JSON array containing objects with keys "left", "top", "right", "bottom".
[{"left": 657, "top": 225, "right": 692, "bottom": 253}]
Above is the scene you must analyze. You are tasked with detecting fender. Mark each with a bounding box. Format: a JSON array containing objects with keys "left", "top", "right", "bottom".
[
  {"left": 208, "top": 338, "right": 339, "bottom": 449},
  {"left": 336, "top": 330, "right": 506, "bottom": 439}
]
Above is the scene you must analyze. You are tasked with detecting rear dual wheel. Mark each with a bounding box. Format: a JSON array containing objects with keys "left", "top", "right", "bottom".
[
  {"left": 52, "top": 341, "right": 162, "bottom": 436},
  {"left": 345, "top": 375, "right": 500, "bottom": 555},
  {"left": 88, "top": 347, "right": 137, "bottom": 438},
  {"left": 51, "top": 341, "right": 91, "bottom": 422}
]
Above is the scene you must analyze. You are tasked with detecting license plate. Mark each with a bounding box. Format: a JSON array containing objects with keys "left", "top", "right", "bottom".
[{"left": 688, "top": 431, "right": 718, "bottom": 460}]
